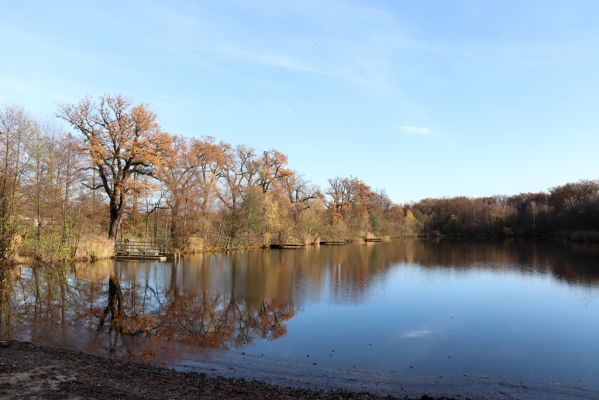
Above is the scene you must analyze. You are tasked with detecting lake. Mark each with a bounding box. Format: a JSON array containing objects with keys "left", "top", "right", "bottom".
[{"left": 2, "top": 239, "right": 599, "bottom": 399}]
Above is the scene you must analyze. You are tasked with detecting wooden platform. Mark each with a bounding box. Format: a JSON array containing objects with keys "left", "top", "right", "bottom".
[
  {"left": 114, "top": 255, "right": 167, "bottom": 261},
  {"left": 114, "top": 240, "right": 170, "bottom": 261},
  {"left": 270, "top": 243, "right": 306, "bottom": 249},
  {"left": 320, "top": 240, "right": 350, "bottom": 245}
]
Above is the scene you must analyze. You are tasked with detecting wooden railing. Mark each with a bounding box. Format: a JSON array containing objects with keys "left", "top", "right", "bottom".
[{"left": 114, "top": 240, "right": 167, "bottom": 256}]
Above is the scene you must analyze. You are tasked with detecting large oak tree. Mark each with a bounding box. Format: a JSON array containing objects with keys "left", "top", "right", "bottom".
[{"left": 59, "top": 95, "right": 167, "bottom": 239}]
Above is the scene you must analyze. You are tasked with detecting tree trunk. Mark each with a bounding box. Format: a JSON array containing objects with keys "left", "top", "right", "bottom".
[
  {"left": 108, "top": 206, "right": 120, "bottom": 240},
  {"left": 170, "top": 202, "right": 183, "bottom": 249},
  {"left": 108, "top": 190, "right": 126, "bottom": 240}
]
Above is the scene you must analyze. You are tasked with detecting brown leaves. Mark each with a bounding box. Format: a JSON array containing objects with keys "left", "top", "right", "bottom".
[{"left": 58, "top": 95, "right": 167, "bottom": 238}]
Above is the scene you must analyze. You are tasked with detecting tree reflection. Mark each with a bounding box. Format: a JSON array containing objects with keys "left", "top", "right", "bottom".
[
  {"left": 97, "top": 274, "right": 127, "bottom": 334},
  {"left": 91, "top": 265, "right": 294, "bottom": 349},
  {"left": 3, "top": 239, "right": 599, "bottom": 355}
]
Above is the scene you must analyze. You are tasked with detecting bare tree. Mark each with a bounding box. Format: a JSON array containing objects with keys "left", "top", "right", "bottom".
[{"left": 0, "top": 106, "right": 34, "bottom": 262}]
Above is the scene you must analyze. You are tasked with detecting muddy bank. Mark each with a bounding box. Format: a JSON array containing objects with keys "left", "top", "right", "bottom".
[{"left": 0, "top": 341, "right": 454, "bottom": 400}]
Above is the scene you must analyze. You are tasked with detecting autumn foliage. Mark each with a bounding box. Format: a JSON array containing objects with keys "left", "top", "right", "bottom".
[{"left": 1, "top": 95, "right": 599, "bottom": 262}]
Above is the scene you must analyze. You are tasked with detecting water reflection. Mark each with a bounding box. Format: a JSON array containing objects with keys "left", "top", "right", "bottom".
[
  {"left": 403, "top": 239, "right": 599, "bottom": 286},
  {"left": 1, "top": 239, "right": 599, "bottom": 365}
]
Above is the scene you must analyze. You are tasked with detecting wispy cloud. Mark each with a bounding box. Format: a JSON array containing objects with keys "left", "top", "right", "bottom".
[
  {"left": 213, "top": 48, "right": 321, "bottom": 74},
  {"left": 136, "top": 1, "right": 416, "bottom": 90},
  {"left": 399, "top": 125, "right": 431, "bottom": 135},
  {"left": 400, "top": 328, "right": 432, "bottom": 338}
]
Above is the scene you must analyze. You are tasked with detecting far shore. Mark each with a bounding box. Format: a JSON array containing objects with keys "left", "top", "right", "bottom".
[{"left": 8, "top": 231, "right": 599, "bottom": 266}]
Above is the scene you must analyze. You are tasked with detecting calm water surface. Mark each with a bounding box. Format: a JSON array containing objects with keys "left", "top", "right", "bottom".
[{"left": 2, "top": 239, "right": 599, "bottom": 395}]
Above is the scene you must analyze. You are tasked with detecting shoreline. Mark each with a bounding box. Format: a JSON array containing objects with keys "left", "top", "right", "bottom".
[
  {"left": 0, "top": 340, "right": 452, "bottom": 400},
  {"left": 9, "top": 232, "right": 599, "bottom": 266},
  {"left": 2, "top": 339, "right": 596, "bottom": 400}
]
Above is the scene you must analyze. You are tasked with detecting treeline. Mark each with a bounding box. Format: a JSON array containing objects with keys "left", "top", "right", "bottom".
[
  {"left": 1, "top": 95, "right": 598, "bottom": 263},
  {"left": 0, "top": 95, "right": 417, "bottom": 263},
  {"left": 411, "top": 180, "right": 599, "bottom": 238}
]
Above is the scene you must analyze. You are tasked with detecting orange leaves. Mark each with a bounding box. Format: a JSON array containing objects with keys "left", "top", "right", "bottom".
[
  {"left": 130, "top": 104, "right": 159, "bottom": 134},
  {"left": 153, "top": 134, "right": 232, "bottom": 247},
  {"left": 60, "top": 94, "right": 164, "bottom": 176},
  {"left": 155, "top": 135, "right": 229, "bottom": 199},
  {"left": 256, "top": 149, "right": 292, "bottom": 194},
  {"left": 59, "top": 94, "right": 168, "bottom": 238}
]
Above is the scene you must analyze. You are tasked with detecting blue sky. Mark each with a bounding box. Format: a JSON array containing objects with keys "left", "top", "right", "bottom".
[{"left": 1, "top": 0, "right": 598, "bottom": 202}]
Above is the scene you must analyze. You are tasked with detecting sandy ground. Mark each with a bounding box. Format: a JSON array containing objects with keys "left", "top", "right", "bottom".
[{"left": 0, "top": 341, "right": 457, "bottom": 400}]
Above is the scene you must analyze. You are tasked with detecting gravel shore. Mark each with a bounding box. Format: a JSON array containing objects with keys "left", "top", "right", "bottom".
[{"left": 0, "top": 341, "right": 457, "bottom": 400}]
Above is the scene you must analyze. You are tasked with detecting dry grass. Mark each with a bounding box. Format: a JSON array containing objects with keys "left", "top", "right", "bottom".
[
  {"left": 185, "top": 236, "right": 204, "bottom": 253},
  {"left": 74, "top": 234, "right": 114, "bottom": 261}
]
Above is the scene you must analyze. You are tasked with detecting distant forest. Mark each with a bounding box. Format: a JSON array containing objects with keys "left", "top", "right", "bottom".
[{"left": 1, "top": 95, "right": 598, "bottom": 263}]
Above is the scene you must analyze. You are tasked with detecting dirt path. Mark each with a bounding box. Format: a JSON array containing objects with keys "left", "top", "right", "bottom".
[{"left": 0, "top": 341, "right": 455, "bottom": 400}]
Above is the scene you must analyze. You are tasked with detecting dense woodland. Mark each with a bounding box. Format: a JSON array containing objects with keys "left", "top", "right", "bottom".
[
  {"left": 412, "top": 181, "right": 599, "bottom": 238},
  {"left": 0, "top": 95, "right": 598, "bottom": 263}
]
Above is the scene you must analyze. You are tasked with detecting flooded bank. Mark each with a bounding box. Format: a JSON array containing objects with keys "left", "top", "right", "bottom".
[{"left": 1, "top": 239, "right": 599, "bottom": 399}]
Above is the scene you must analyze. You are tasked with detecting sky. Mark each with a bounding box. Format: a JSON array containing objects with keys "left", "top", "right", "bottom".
[{"left": 1, "top": 0, "right": 598, "bottom": 203}]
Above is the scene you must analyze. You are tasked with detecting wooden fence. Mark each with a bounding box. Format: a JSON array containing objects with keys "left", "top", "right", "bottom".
[{"left": 114, "top": 240, "right": 167, "bottom": 257}]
